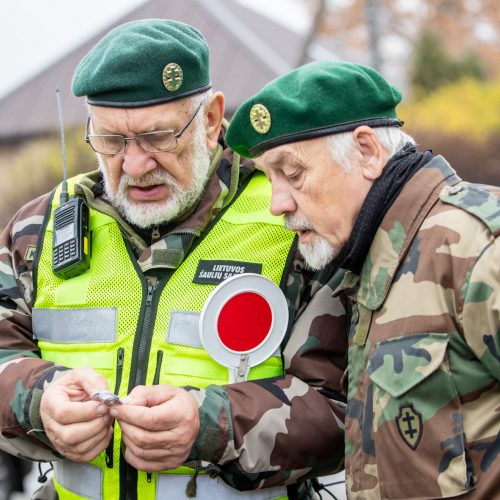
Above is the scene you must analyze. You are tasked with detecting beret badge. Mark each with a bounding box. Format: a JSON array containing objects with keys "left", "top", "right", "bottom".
[
  {"left": 163, "top": 62, "right": 183, "bottom": 92},
  {"left": 250, "top": 104, "right": 271, "bottom": 134}
]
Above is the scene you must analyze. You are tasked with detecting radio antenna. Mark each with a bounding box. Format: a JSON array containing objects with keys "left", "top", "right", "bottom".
[{"left": 55, "top": 87, "right": 69, "bottom": 204}]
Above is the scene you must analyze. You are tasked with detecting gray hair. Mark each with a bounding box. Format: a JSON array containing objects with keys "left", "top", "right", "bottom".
[
  {"left": 326, "top": 127, "right": 416, "bottom": 172},
  {"left": 190, "top": 89, "right": 213, "bottom": 129}
]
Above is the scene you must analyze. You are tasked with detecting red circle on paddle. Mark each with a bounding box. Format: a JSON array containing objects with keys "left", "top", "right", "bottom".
[{"left": 217, "top": 291, "right": 273, "bottom": 352}]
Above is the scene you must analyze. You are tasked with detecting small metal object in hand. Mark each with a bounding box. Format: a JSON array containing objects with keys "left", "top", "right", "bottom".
[{"left": 91, "top": 391, "right": 123, "bottom": 406}]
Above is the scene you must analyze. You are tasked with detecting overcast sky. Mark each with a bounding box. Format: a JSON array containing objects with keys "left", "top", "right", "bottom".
[{"left": 0, "top": 0, "right": 309, "bottom": 100}]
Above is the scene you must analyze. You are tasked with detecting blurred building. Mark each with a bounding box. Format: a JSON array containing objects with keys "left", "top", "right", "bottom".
[{"left": 0, "top": 0, "right": 340, "bottom": 145}]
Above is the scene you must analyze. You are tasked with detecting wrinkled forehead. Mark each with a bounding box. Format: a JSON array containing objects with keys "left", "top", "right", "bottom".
[
  {"left": 255, "top": 138, "right": 321, "bottom": 171},
  {"left": 90, "top": 97, "right": 195, "bottom": 119},
  {"left": 89, "top": 97, "right": 194, "bottom": 132}
]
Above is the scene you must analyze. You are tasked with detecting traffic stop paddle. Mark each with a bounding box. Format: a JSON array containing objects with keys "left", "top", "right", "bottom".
[{"left": 199, "top": 273, "right": 288, "bottom": 383}]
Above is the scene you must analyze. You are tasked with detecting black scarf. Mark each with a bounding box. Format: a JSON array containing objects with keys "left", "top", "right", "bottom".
[{"left": 333, "top": 143, "right": 433, "bottom": 275}]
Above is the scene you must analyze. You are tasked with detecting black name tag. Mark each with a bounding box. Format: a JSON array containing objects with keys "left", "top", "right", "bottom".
[{"left": 193, "top": 260, "right": 262, "bottom": 285}]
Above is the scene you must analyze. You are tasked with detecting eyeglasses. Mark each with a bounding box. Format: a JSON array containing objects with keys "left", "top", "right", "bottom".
[{"left": 85, "top": 101, "right": 203, "bottom": 156}]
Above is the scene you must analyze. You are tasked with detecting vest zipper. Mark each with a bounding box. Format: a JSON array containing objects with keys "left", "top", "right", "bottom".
[
  {"left": 146, "top": 350, "right": 164, "bottom": 484},
  {"left": 106, "top": 347, "right": 124, "bottom": 468},
  {"left": 165, "top": 228, "right": 200, "bottom": 237},
  {"left": 134, "top": 279, "right": 157, "bottom": 386},
  {"left": 153, "top": 350, "right": 164, "bottom": 385},
  {"left": 124, "top": 278, "right": 159, "bottom": 500}
]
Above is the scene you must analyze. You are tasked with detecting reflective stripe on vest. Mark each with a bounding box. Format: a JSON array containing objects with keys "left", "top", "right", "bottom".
[
  {"left": 54, "top": 461, "right": 287, "bottom": 500},
  {"left": 34, "top": 172, "right": 295, "bottom": 499}
]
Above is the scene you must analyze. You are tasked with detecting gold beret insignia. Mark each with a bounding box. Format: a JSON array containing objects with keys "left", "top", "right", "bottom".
[
  {"left": 250, "top": 104, "right": 271, "bottom": 134},
  {"left": 163, "top": 63, "right": 183, "bottom": 91}
]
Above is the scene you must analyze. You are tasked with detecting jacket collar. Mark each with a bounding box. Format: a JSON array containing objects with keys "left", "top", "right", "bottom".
[{"left": 334, "top": 155, "right": 461, "bottom": 309}]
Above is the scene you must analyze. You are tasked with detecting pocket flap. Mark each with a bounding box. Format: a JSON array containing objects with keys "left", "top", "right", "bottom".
[{"left": 367, "top": 333, "right": 449, "bottom": 398}]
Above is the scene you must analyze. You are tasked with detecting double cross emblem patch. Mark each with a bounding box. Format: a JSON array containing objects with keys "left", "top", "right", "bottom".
[
  {"left": 396, "top": 403, "right": 423, "bottom": 450},
  {"left": 162, "top": 63, "right": 183, "bottom": 92}
]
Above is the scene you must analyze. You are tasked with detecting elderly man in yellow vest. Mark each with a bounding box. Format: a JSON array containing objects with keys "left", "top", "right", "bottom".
[{"left": 0, "top": 20, "right": 346, "bottom": 500}]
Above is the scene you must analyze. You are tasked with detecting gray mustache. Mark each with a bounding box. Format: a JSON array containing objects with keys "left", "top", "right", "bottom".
[{"left": 284, "top": 215, "right": 313, "bottom": 232}]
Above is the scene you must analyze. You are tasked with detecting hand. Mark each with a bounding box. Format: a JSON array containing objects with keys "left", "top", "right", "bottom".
[
  {"left": 110, "top": 385, "right": 200, "bottom": 472},
  {"left": 40, "top": 367, "right": 114, "bottom": 462}
]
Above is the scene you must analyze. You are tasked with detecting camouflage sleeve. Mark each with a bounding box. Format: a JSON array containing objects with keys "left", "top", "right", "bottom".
[
  {"left": 0, "top": 194, "right": 66, "bottom": 461},
  {"left": 462, "top": 233, "right": 500, "bottom": 381},
  {"left": 188, "top": 265, "right": 347, "bottom": 489}
]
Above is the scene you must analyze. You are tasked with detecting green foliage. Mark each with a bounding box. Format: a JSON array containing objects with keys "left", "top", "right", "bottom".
[
  {"left": 400, "top": 77, "right": 500, "bottom": 186},
  {"left": 410, "top": 28, "right": 486, "bottom": 99},
  {"left": 400, "top": 77, "right": 500, "bottom": 142},
  {"left": 0, "top": 127, "right": 97, "bottom": 231}
]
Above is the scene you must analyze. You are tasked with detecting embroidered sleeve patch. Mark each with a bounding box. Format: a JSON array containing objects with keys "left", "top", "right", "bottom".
[{"left": 396, "top": 403, "right": 423, "bottom": 450}]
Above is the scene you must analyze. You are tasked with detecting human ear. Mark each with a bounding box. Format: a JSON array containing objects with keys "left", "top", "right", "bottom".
[
  {"left": 353, "top": 126, "right": 386, "bottom": 181},
  {"left": 204, "top": 91, "right": 225, "bottom": 151}
]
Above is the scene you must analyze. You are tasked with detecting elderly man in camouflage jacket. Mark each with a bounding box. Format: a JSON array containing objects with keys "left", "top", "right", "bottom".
[
  {"left": 226, "top": 60, "right": 500, "bottom": 499},
  {"left": 0, "top": 21, "right": 347, "bottom": 500}
]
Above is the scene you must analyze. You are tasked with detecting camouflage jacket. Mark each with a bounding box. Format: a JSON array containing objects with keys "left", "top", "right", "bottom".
[
  {"left": 0, "top": 144, "right": 346, "bottom": 497},
  {"left": 335, "top": 156, "right": 500, "bottom": 499}
]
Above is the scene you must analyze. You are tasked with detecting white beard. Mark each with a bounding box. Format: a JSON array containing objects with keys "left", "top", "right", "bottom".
[
  {"left": 285, "top": 213, "right": 336, "bottom": 270},
  {"left": 99, "top": 118, "right": 211, "bottom": 229}
]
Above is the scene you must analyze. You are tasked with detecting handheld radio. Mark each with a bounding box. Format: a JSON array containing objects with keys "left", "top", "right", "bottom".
[{"left": 52, "top": 88, "right": 90, "bottom": 279}]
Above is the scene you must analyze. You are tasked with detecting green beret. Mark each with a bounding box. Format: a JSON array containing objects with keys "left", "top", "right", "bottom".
[
  {"left": 72, "top": 19, "right": 212, "bottom": 107},
  {"left": 226, "top": 60, "right": 403, "bottom": 158}
]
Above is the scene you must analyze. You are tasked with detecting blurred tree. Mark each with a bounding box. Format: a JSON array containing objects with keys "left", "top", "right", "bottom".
[
  {"left": 410, "top": 28, "right": 486, "bottom": 98},
  {"left": 301, "top": 0, "right": 500, "bottom": 186},
  {"left": 0, "top": 128, "right": 96, "bottom": 231},
  {"left": 400, "top": 77, "right": 500, "bottom": 185},
  {"left": 297, "top": 0, "right": 328, "bottom": 66},
  {"left": 364, "top": 0, "right": 381, "bottom": 71},
  {"left": 307, "top": 0, "right": 499, "bottom": 81},
  {"left": 400, "top": 77, "right": 500, "bottom": 142},
  {"left": 419, "top": 0, "right": 499, "bottom": 76}
]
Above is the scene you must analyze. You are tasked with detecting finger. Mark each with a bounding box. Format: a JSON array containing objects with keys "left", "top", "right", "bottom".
[
  {"left": 110, "top": 403, "right": 177, "bottom": 431},
  {"left": 118, "top": 419, "right": 195, "bottom": 467},
  {"left": 68, "top": 366, "right": 110, "bottom": 397},
  {"left": 121, "top": 434, "right": 174, "bottom": 460},
  {"left": 121, "top": 437, "right": 191, "bottom": 468},
  {"left": 42, "top": 369, "right": 111, "bottom": 425},
  {"left": 111, "top": 389, "right": 196, "bottom": 430},
  {"left": 65, "top": 422, "right": 113, "bottom": 457},
  {"left": 123, "top": 446, "right": 187, "bottom": 473},
  {"left": 51, "top": 367, "right": 110, "bottom": 397},
  {"left": 124, "top": 384, "right": 180, "bottom": 407},
  {"left": 65, "top": 386, "right": 90, "bottom": 402},
  {"left": 119, "top": 420, "right": 173, "bottom": 451},
  {"left": 42, "top": 397, "right": 107, "bottom": 426},
  {"left": 47, "top": 413, "right": 113, "bottom": 450},
  {"left": 64, "top": 426, "right": 114, "bottom": 463}
]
